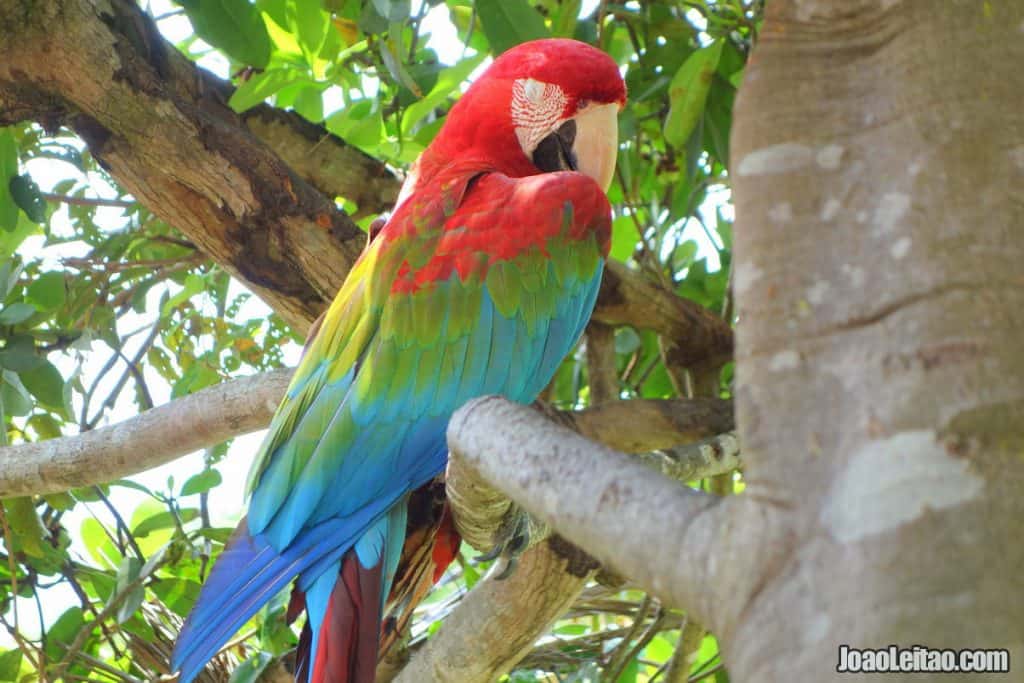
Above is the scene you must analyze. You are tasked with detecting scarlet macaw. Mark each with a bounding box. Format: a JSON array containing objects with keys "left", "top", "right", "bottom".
[{"left": 173, "top": 38, "right": 626, "bottom": 682}]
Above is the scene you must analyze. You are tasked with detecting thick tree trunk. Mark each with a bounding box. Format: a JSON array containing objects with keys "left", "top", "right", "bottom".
[{"left": 728, "top": 0, "right": 1024, "bottom": 679}]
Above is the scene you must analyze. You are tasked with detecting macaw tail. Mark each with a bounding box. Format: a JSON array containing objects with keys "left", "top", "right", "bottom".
[
  {"left": 292, "top": 503, "right": 408, "bottom": 683},
  {"left": 172, "top": 499, "right": 398, "bottom": 683},
  {"left": 293, "top": 552, "right": 383, "bottom": 683}
]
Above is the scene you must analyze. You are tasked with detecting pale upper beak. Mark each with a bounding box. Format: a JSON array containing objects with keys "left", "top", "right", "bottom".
[{"left": 572, "top": 102, "right": 620, "bottom": 192}]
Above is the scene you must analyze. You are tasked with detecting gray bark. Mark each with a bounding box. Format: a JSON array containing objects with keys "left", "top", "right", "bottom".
[{"left": 726, "top": 0, "right": 1024, "bottom": 679}]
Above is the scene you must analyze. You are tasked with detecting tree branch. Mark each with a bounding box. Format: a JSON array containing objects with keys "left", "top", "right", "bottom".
[
  {"left": 446, "top": 398, "right": 735, "bottom": 554},
  {"left": 593, "top": 261, "right": 733, "bottom": 370},
  {"left": 0, "top": 0, "right": 396, "bottom": 332},
  {"left": 412, "top": 400, "right": 743, "bottom": 681},
  {"left": 393, "top": 538, "right": 596, "bottom": 683},
  {"left": 444, "top": 397, "right": 749, "bottom": 630},
  {"left": 568, "top": 397, "right": 733, "bottom": 453},
  {"left": 0, "top": 369, "right": 292, "bottom": 497},
  {"left": 0, "top": 362, "right": 732, "bottom": 499}
]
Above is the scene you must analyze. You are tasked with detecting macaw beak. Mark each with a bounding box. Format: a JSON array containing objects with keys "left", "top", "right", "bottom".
[{"left": 572, "top": 102, "right": 620, "bottom": 193}]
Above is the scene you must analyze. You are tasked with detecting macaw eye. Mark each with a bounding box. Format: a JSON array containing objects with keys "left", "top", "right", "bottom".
[{"left": 532, "top": 120, "right": 578, "bottom": 173}]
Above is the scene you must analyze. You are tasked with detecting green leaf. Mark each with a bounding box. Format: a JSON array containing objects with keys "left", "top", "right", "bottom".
[
  {"left": 371, "top": 0, "right": 409, "bottom": 23},
  {"left": 324, "top": 99, "right": 384, "bottom": 152},
  {"left": 228, "top": 68, "right": 305, "bottom": 113},
  {"left": 0, "top": 302, "right": 35, "bottom": 325},
  {"left": 44, "top": 607, "right": 85, "bottom": 663},
  {"left": 3, "top": 498, "right": 47, "bottom": 559},
  {"left": 0, "top": 260, "right": 21, "bottom": 300},
  {"left": 610, "top": 215, "right": 640, "bottom": 262},
  {"left": 19, "top": 360, "right": 65, "bottom": 410},
  {"left": 0, "top": 335, "right": 40, "bottom": 373},
  {"left": 228, "top": 652, "right": 273, "bottom": 683},
  {"left": 0, "top": 130, "right": 18, "bottom": 232},
  {"left": 287, "top": 0, "right": 330, "bottom": 64},
  {"left": 1, "top": 370, "right": 33, "bottom": 416},
  {"left": 80, "top": 517, "right": 120, "bottom": 569},
  {"left": 0, "top": 649, "right": 22, "bottom": 682},
  {"left": 25, "top": 271, "right": 66, "bottom": 311},
  {"left": 664, "top": 40, "right": 723, "bottom": 149},
  {"left": 29, "top": 413, "right": 63, "bottom": 440},
  {"left": 151, "top": 577, "right": 202, "bottom": 617},
  {"left": 161, "top": 272, "right": 205, "bottom": 317},
  {"left": 291, "top": 84, "right": 325, "bottom": 122},
  {"left": 196, "top": 526, "right": 234, "bottom": 544},
  {"left": 115, "top": 557, "right": 145, "bottom": 624},
  {"left": 552, "top": 0, "right": 581, "bottom": 37},
  {"left": 132, "top": 508, "right": 199, "bottom": 538},
  {"left": 112, "top": 479, "right": 154, "bottom": 495},
  {"left": 402, "top": 52, "right": 487, "bottom": 131},
  {"left": 180, "top": 468, "right": 223, "bottom": 496},
  {"left": 0, "top": 215, "right": 40, "bottom": 258},
  {"left": 8, "top": 175, "right": 46, "bottom": 224},
  {"left": 182, "top": 0, "right": 272, "bottom": 68},
  {"left": 475, "top": 0, "right": 550, "bottom": 54},
  {"left": 42, "top": 491, "right": 76, "bottom": 511}
]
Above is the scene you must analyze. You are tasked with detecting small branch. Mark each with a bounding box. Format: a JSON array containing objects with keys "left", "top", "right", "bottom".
[
  {"left": 585, "top": 322, "right": 619, "bottom": 404},
  {"left": 52, "top": 548, "right": 167, "bottom": 681},
  {"left": 0, "top": 368, "right": 292, "bottom": 497},
  {"left": 638, "top": 432, "right": 741, "bottom": 484},
  {"left": 40, "top": 192, "right": 135, "bottom": 208},
  {"left": 63, "top": 253, "right": 203, "bottom": 273},
  {"left": 569, "top": 398, "right": 733, "bottom": 454},
  {"left": 602, "top": 596, "right": 658, "bottom": 682},
  {"left": 593, "top": 261, "right": 733, "bottom": 370}
]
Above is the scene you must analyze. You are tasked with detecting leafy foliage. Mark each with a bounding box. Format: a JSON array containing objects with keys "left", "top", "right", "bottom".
[{"left": 0, "top": 0, "right": 758, "bottom": 680}]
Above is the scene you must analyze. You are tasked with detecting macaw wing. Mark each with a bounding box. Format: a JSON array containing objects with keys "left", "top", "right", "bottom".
[
  {"left": 175, "top": 170, "right": 610, "bottom": 678},
  {"left": 246, "top": 169, "right": 610, "bottom": 550}
]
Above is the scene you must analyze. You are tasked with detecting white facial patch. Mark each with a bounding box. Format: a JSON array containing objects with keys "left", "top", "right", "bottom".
[{"left": 511, "top": 78, "right": 568, "bottom": 157}]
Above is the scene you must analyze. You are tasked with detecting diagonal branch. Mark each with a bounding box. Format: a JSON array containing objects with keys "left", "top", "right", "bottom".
[
  {"left": 594, "top": 261, "right": 734, "bottom": 370},
  {"left": 392, "top": 538, "right": 596, "bottom": 683},
  {"left": 0, "top": 0, "right": 390, "bottom": 332}
]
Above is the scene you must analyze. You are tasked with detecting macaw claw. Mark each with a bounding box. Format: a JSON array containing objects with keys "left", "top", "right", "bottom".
[{"left": 475, "top": 503, "right": 548, "bottom": 580}]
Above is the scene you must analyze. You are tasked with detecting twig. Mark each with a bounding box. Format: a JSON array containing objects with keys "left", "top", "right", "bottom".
[
  {"left": 0, "top": 504, "right": 20, "bottom": 630},
  {"left": 62, "top": 563, "right": 124, "bottom": 658},
  {"left": 0, "top": 612, "right": 41, "bottom": 672},
  {"left": 602, "top": 595, "right": 655, "bottom": 681},
  {"left": 93, "top": 486, "right": 144, "bottom": 561},
  {"left": 84, "top": 322, "right": 160, "bottom": 430},
  {"left": 40, "top": 192, "right": 135, "bottom": 209},
  {"left": 62, "top": 253, "right": 204, "bottom": 273},
  {"left": 52, "top": 549, "right": 168, "bottom": 680}
]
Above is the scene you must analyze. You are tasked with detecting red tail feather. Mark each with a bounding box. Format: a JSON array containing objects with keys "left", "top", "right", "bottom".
[
  {"left": 293, "top": 553, "right": 383, "bottom": 683},
  {"left": 289, "top": 481, "right": 460, "bottom": 681}
]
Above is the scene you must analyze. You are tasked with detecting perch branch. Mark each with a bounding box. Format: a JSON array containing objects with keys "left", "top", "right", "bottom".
[{"left": 445, "top": 397, "right": 741, "bottom": 624}]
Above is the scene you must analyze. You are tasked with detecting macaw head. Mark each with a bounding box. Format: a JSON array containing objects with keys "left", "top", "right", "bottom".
[{"left": 408, "top": 38, "right": 626, "bottom": 200}]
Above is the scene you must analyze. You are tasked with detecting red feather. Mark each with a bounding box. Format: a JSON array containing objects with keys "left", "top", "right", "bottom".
[{"left": 292, "top": 554, "right": 383, "bottom": 683}]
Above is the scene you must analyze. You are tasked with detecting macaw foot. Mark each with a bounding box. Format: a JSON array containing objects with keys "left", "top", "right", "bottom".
[{"left": 476, "top": 503, "right": 549, "bottom": 579}]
